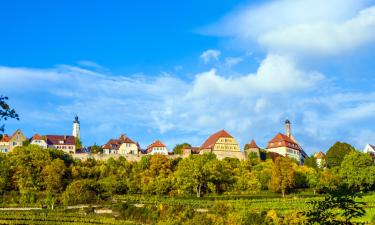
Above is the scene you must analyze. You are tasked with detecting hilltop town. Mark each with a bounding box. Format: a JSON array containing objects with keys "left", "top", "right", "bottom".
[{"left": 1, "top": 115, "right": 374, "bottom": 165}]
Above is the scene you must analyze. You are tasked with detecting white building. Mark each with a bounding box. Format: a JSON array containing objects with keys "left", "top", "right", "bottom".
[
  {"left": 145, "top": 140, "right": 168, "bottom": 155},
  {"left": 266, "top": 120, "right": 308, "bottom": 164},
  {"left": 363, "top": 144, "right": 375, "bottom": 156},
  {"left": 102, "top": 134, "right": 139, "bottom": 155},
  {"left": 30, "top": 134, "right": 48, "bottom": 149}
]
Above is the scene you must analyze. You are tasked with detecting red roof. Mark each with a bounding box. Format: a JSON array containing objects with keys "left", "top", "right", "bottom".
[
  {"left": 0, "top": 134, "right": 10, "bottom": 142},
  {"left": 103, "top": 134, "right": 137, "bottom": 150},
  {"left": 31, "top": 133, "right": 43, "bottom": 141},
  {"left": 267, "top": 133, "right": 302, "bottom": 151},
  {"left": 315, "top": 151, "right": 325, "bottom": 159},
  {"left": 146, "top": 140, "right": 166, "bottom": 153},
  {"left": 201, "top": 130, "right": 233, "bottom": 149},
  {"left": 247, "top": 139, "right": 259, "bottom": 149},
  {"left": 46, "top": 135, "right": 75, "bottom": 146}
]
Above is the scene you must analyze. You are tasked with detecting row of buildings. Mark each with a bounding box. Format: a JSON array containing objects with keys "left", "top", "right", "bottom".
[
  {"left": 0, "top": 116, "right": 80, "bottom": 153},
  {"left": 4, "top": 115, "right": 374, "bottom": 164},
  {"left": 100, "top": 119, "right": 309, "bottom": 164}
]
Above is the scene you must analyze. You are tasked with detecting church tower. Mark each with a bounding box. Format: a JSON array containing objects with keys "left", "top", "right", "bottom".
[
  {"left": 285, "top": 119, "right": 291, "bottom": 137},
  {"left": 72, "top": 115, "right": 80, "bottom": 139}
]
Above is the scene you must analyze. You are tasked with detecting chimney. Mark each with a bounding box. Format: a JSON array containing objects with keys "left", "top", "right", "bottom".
[{"left": 285, "top": 120, "right": 291, "bottom": 137}]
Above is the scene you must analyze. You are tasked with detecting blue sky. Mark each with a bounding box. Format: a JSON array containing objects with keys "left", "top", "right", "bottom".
[{"left": 1, "top": 0, "right": 375, "bottom": 154}]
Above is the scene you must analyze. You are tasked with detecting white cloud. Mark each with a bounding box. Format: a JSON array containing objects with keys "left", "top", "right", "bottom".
[
  {"left": 206, "top": 0, "right": 375, "bottom": 56},
  {"left": 224, "top": 57, "right": 243, "bottom": 67},
  {"left": 200, "top": 49, "right": 221, "bottom": 63},
  {"left": 188, "top": 54, "right": 323, "bottom": 98},
  {"left": 77, "top": 60, "right": 107, "bottom": 71},
  {"left": 1, "top": 62, "right": 375, "bottom": 152}
]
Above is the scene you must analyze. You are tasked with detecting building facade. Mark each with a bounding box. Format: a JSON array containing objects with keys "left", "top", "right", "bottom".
[
  {"left": 146, "top": 140, "right": 168, "bottom": 155},
  {"left": 46, "top": 135, "right": 76, "bottom": 153},
  {"left": 266, "top": 120, "right": 307, "bottom": 164},
  {"left": 0, "top": 129, "right": 27, "bottom": 153},
  {"left": 30, "top": 134, "right": 48, "bottom": 149},
  {"left": 200, "top": 130, "right": 245, "bottom": 160},
  {"left": 244, "top": 139, "right": 261, "bottom": 157},
  {"left": 103, "top": 134, "right": 139, "bottom": 155},
  {"left": 314, "top": 151, "right": 326, "bottom": 168}
]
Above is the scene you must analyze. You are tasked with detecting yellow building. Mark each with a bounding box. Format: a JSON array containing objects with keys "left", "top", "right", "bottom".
[
  {"left": 0, "top": 129, "right": 27, "bottom": 153},
  {"left": 200, "top": 130, "right": 245, "bottom": 160}
]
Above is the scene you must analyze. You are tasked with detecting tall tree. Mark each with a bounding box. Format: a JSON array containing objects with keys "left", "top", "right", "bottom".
[
  {"left": 269, "top": 157, "right": 296, "bottom": 197},
  {"left": 339, "top": 151, "right": 375, "bottom": 191},
  {"left": 0, "top": 96, "right": 19, "bottom": 134},
  {"left": 326, "top": 142, "right": 355, "bottom": 168}
]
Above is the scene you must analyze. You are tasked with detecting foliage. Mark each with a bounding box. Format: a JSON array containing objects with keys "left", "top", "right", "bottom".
[
  {"left": 173, "top": 143, "right": 191, "bottom": 155},
  {"left": 269, "top": 157, "right": 296, "bottom": 197},
  {"left": 339, "top": 151, "right": 375, "bottom": 191},
  {"left": 90, "top": 143, "right": 103, "bottom": 154},
  {"left": 0, "top": 96, "right": 19, "bottom": 133},
  {"left": 326, "top": 142, "right": 356, "bottom": 168},
  {"left": 304, "top": 155, "right": 318, "bottom": 169},
  {"left": 304, "top": 185, "right": 366, "bottom": 225},
  {"left": 75, "top": 138, "right": 82, "bottom": 150}
]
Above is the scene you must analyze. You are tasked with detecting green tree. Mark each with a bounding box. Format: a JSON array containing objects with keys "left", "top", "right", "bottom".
[
  {"left": 304, "top": 155, "right": 318, "bottom": 170},
  {"left": 0, "top": 96, "right": 19, "bottom": 133},
  {"left": 8, "top": 145, "right": 52, "bottom": 192},
  {"left": 268, "top": 157, "right": 296, "bottom": 197},
  {"left": 305, "top": 185, "right": 366, "bottom": 224},
  {"left": 173, "top": 143, "right": 191, "bottom": 155},
  {"left": 326, "top": 142, "right": 356, "bottom": 168},
  {"left": 339, "top": 151, "right": 375, "bottom": 191},
  {"left": 90, "top": 143, "right": 103, "bottom": 154},
  {"left": 75, "top": 137, "right": 82, "bottom": 150},
  {"left": 175, "top": 153, "right": 217, "bottom": 197},
  {"left": 42, "top": 158, "right": 67, "bottom": 193}
]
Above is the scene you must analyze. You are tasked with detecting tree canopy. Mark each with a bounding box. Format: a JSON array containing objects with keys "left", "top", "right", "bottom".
[{"left": 326, "top": 142, "right": 356, "bottom": 168}]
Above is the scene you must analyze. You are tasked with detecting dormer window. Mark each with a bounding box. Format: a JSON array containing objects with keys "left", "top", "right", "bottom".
[{"left": 59, "top": 140, "right": 64, "bottom": 144}]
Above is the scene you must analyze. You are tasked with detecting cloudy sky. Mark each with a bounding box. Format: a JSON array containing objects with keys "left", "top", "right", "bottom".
[{"left": 1, "top": 0, "right": 375, "bottom": 154}]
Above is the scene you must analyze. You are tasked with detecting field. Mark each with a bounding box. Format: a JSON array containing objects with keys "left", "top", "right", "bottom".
[{"left": 1, "top": 192, "right": 374, "bottom": 224}]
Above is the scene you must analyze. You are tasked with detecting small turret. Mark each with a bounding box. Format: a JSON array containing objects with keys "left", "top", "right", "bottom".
[
  {"left": 285, "top": 119, "right": 291, "bottom": 137},
  {"left": 72, "top": 114, "right": 80, "bottom": 139}
]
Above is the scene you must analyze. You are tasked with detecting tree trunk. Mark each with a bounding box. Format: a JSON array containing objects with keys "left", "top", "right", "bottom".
[
  {"left": 196, "top": 183, "right": 202, "bottom": 198},
  {"left": 313, "top": 189, "right": 316, "bottom": 195},
  {"left": 282, "top": 189, "right": 285, "bottom": 198}
]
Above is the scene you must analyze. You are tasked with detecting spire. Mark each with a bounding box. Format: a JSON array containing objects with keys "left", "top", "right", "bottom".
[
  {"left": 285, "top": 119, "right": 291, "bottom": 137},
  {"left": 74, "top": 114, "right": 80, "bottom": 124}
]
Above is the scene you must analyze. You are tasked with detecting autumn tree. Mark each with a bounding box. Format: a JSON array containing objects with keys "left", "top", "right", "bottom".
[
  {"left": 326, "top": 142, "right": 355, "bottom": 168},
  {"left": 42, "top": 158, "right": 67, "bottom": 193},
  {"left": 339, "top": 151, "right": 375, "bottom": 191},
  {"left": 269, "top": 157, "right": 296, "bottom": 197},
  {"left": 172, "top": 143, "right": 191, "bottom": 155},
  {"left": 175, "top": 153, "right": 219, "bottom": 197}
]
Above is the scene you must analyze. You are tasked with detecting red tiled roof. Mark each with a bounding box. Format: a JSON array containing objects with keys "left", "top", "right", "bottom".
[
  {"left": 146, "top": 140, "right": 166, "bottom": 153},
  {"left": 248, "top": 139, "right": 259, "bottom": 149},
  {"left": 201, "top": 130, "right": 233, "bottom": 150},
  {"left": 46, "top": 135, "right": 75, "bottom": 146},
  {"left": 31, "top": 133, "right": 43, "bottom": 141},
  {"left": 267, "top": 133, "right": 302, "bottom": 151},
  {"left": 103, "top": 134, "right": 137, "bottom": 150},
  {"left": 315, "top": 151, "right": 325, "bottom": 159},
  {"left": 119, "top": 134, "right": 136, "bottom": 144},
  {"left": 1, "top": 134, "right": 10, "bottom": 142}
]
